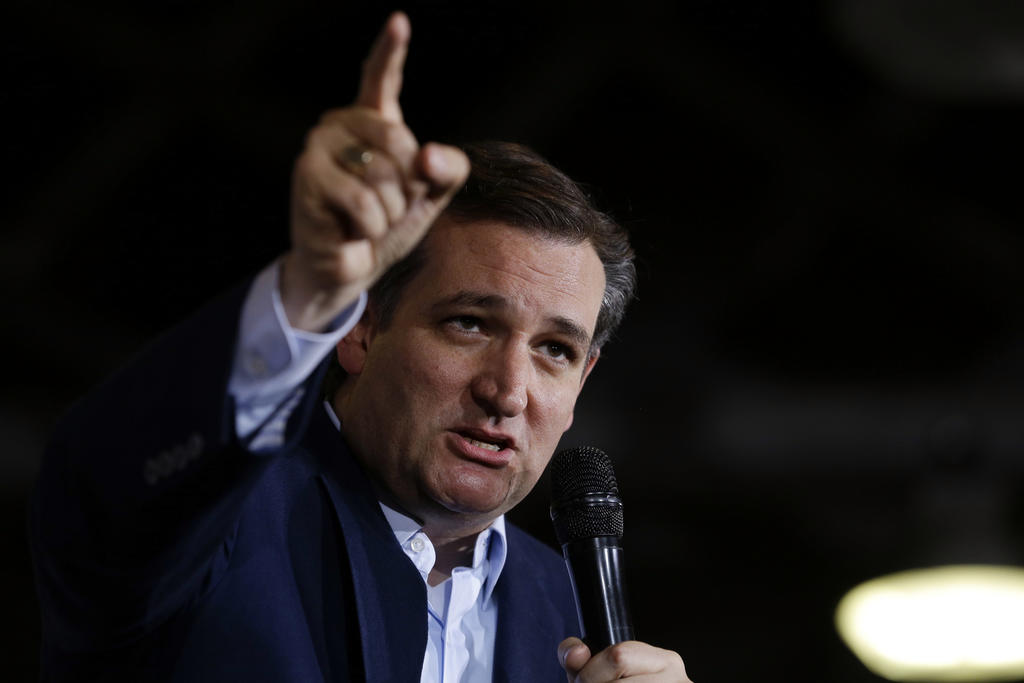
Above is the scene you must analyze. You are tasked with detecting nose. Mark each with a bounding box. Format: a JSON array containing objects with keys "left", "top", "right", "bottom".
[{"left": 471, "top": 341, "right": 531, "bottom": 419}]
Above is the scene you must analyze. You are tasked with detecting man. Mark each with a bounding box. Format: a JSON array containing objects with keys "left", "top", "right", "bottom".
[{"left": 31, "top": 11, "right": 691, "bottom": 682}]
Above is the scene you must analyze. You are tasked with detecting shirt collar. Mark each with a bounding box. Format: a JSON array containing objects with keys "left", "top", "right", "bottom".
[
  {"left": 480, "top": 515, "right": 507, "bottom": 607},
  {"left": 379, "top": 501, "right": 424, "bottom": 546},
  {"left": 378, "top": 501, "right": 507, "bottom": 608}
]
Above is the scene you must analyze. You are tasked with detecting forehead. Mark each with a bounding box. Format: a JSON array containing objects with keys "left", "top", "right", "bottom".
[{"left": 411, "top": 218, "right": 606, "bottom": 329}]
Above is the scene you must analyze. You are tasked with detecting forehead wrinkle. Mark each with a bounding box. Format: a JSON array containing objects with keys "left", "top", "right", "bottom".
[
  {"left": 438, "top": 219, "right": 602, "bottom": 309},
  {"left": 476, "top": 257, "right": 596, "bottom": 310}
]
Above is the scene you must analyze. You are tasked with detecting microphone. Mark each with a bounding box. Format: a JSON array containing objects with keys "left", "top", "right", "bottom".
[{"left": 549, "top": 445, "right": 635, "bottom": 652}]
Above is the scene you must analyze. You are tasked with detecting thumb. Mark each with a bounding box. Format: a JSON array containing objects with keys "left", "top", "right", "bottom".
[
  {"left": 417, "top": 142, "right": 470, "bottom": 199},
  {"left": 558, "top": 637, "right": 592, "bottom": 681}
]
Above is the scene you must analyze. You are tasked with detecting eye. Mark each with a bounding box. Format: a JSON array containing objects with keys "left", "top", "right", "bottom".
[
  {"left": 540, "top": 341, "right": 576, "bottom": 363},
  {"left": 446, "top": 315, "right": 482, "bottom": 333}
]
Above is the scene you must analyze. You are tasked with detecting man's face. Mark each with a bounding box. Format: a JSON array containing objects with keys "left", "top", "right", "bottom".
[{"left": 334, "top": 217, "right": 606, "bottom": 536}]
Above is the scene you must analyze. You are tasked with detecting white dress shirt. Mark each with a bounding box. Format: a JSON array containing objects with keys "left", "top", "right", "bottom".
[
  {"left": 380, "top": 505, "right": 507, "bottom": 683},
  {"left": 227, "top": 259, "right": 508, "bottom": 681}
]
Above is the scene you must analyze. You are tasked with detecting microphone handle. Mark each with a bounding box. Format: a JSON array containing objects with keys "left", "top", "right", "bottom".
[{"left": 562, "top": 535, "right": 635, "bottom": 652}]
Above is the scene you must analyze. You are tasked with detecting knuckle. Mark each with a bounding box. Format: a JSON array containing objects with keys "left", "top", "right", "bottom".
[
  {"left": 336, "top": 241, "right": 373, "bottom": 279},
  {"left": 380, "top": 124, "right": 404, "bottom": 151},
  {"left": 605, "top": 643, "right": 630, "bottom": 673},
  {"left": 378, "top": 198, "right": 405, "bottom": 227},
  {"left": 348, "top": 186, "right": 377, "bottom": 216},
  {"left": 381, "top": 124, "right": 416, "bottom": 158},
  {"left": 385, "top": 188, "right": 407, "bottom": 216}
]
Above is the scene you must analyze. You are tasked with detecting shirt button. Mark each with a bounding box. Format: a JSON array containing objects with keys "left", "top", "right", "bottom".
[{"left": 410, "top": 536, "right": 426, "bottom": 553}]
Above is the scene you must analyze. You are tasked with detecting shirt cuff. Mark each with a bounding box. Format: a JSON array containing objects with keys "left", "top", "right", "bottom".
[{"left": 228, "top": 259, "right": 367, "bottom": 439}]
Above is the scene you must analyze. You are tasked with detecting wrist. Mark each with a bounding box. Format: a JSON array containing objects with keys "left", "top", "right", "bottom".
[{"left": 279, "top": 252, "right": 363, "bottom": 332}]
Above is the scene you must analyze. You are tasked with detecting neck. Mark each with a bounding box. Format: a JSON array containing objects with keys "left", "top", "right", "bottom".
[{"left": 424, "top": 523, "right": 494, "bottom": 586}]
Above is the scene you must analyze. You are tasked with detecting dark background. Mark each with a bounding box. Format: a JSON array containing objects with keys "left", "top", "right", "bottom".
[{"left": 5, "top": 1, "right": 1024, "bottom": 680}]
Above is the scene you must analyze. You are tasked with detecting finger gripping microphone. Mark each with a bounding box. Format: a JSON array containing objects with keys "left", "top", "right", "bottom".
[{"left": 550, "top": 446, "right": 635, "bottom": 652}]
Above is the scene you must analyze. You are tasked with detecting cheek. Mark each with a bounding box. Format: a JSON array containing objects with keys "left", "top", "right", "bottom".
[
  {"left": 394, "top": 341, "right": 474, "bottom": 409},
  {"left": 529, "top": 382, "right": 581, "bottom": 442}
]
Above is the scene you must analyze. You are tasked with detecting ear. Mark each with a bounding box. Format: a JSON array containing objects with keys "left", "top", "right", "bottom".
[
  {"left": 563, "top": 349, "right": 600, "bottom": 432},
  {"left": 335, "top": 310, "right": 378, "bottom": 376}
]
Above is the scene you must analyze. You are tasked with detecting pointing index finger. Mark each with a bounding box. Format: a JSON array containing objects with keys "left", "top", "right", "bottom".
[{"left": 356, "top": 11, "right": 410, "bottom": 122}]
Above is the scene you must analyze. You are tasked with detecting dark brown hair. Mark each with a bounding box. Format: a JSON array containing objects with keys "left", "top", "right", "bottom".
[{"left": 371, "top": 141, "right": 636, "bottom": 352}]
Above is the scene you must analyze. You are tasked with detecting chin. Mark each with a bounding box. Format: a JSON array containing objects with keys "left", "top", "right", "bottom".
[
  {"left": 438, "top": 492, "right": 507, "bottom": 518},
  {"left": 434, "top": 485, "right": 514, "bottom": 521},
  {"left": 432, "top": 458, "right": 512, "bottom": 504}
]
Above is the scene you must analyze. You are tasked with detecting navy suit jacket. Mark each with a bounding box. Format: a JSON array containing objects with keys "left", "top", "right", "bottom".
[{"left": 30, "top": 282, "right": 580, "bottom": 681}]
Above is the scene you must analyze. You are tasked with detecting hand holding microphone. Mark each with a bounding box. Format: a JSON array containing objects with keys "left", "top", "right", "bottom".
[{"left": 551, "top": 446, "right": 692, "bottom": 682}]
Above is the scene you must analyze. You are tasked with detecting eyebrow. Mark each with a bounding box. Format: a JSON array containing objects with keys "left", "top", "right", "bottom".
[{"left": 432, "top": 291, "right": 593, "bottom": 351}]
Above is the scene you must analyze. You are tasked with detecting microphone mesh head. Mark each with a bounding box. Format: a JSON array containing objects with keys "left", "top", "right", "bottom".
[{"left": 549, "top": 446, "right": 624, "bottom": 543}]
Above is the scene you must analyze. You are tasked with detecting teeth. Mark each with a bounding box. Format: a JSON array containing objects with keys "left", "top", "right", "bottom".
[{"left": 467, "top": 437, "right": 501, "bottom": 452}]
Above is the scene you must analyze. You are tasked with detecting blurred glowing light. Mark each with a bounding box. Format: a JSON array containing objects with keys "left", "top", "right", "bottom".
[{"left": 836, "top": 565, "right": 1024, "bottom": 681}]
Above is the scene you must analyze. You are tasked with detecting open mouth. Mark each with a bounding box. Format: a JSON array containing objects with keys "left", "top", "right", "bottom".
[
  {"left": 448, "top": 430, "right": 515, "bottom": 467},
  {"left": 456, "top": 430, "right": 512, "bottom": 452},
  {"left": 464, "top": 437, "right": 502, "bottom": 452}
]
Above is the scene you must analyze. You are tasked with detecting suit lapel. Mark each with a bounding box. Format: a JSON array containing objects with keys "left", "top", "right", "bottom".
[
  {"left": 304, "top": 407, "right": 427, "bottom": 683},
  {"left": 493, "top": 529, "right": 573, "bottom": 682}
]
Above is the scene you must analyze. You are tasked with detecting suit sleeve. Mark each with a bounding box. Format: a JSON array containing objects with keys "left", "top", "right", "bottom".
[{"left": 28, "top": 277, "right": 334, "bottom": 655}]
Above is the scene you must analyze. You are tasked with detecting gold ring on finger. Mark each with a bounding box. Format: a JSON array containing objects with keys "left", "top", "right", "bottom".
[{"left": 340, "top": 144, "right": 374, "bottom": 178}]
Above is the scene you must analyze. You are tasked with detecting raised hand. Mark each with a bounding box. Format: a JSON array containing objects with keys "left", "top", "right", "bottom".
[{"left": 282, "top": 12, "right": 470, "bottom": 331}]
